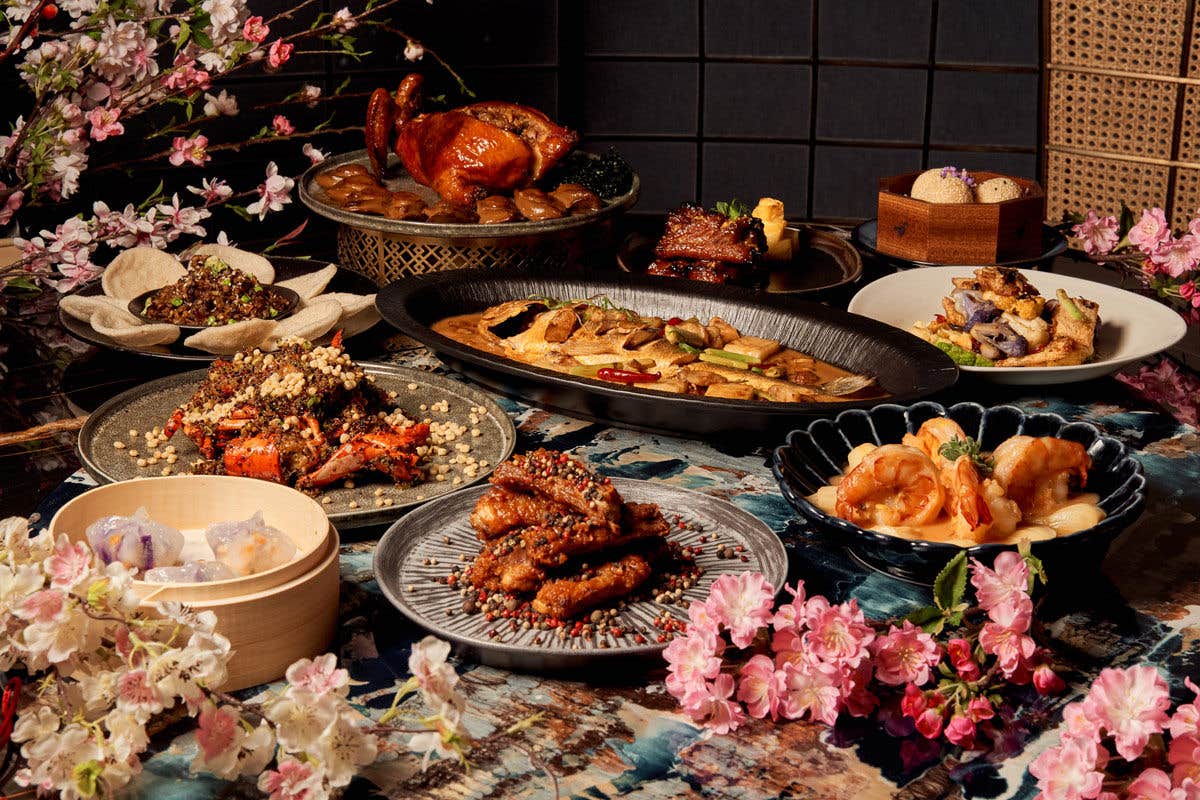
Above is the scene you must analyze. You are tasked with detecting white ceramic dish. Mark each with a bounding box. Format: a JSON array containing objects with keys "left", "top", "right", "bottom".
[{"left": 847, "top": 266, "right": 1187, "bottom": 384}]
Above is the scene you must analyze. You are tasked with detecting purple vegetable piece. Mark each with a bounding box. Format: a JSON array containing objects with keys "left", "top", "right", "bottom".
[{"left": 970, "top": 322, "right": 1028, "bottom": 357}]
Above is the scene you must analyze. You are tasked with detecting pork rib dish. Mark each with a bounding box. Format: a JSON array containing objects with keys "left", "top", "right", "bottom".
[
  {"left": 465, "top": 449, "right": 670, "bottom": 619},
  {"left": 648, "top": 205, "right": 767, "bottom": 285},
  {"left": 432, "top": 296, "right": 880, "bottom": 404},
  {"left": 366, "top": 73, "right": 578, "bottom": 208},
  {"left": 164, "top": 334, "right": 430, "bottom": 492}
]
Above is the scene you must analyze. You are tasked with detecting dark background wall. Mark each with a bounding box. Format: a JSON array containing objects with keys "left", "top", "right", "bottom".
[{"left": 4, "top": 0, "right": 1042, "bottom": 244}]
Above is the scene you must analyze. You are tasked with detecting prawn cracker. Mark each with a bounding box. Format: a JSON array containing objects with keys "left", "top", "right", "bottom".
[
  {"left": 192, "top": 244, "right": 275, "bottom": 284},
  {"left": 270, "top": 297, "right": 342, "bottom": 344},
  {"left": 60, "top": 294, "right": 127, "bottom": 322},
  {"left": 101, "top": 248, "right": 186, "bottom": 300},
  {"left": 91, "top": 307, "right": 180, "bottom": 347},
  {"left": 184, "top": 318, "right": 278, "bottom": 355},
  {"left": 277, "top": 265, "right": 337, "bottom": 299}
]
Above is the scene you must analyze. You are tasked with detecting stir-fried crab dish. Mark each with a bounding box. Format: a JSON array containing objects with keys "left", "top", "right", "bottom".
[{"left": 164, "top": 334, "right": 430, "bottom": 491}]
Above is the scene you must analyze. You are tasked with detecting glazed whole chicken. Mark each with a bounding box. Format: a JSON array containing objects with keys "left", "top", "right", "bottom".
[{"left": 365, "top": 73, "right": 579, "bottom": 208}]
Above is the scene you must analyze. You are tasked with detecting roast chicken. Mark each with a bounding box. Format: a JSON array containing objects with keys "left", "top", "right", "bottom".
[{"left": 365, "top": 73, "right": 579, "bottom": 208}]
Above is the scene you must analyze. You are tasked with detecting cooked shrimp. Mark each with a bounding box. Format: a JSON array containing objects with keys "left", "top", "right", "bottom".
[
  {"left": 991, "top": 435, "right": 1090, "bottom": 517},
  {"left": 903, "top": 418, "right": 968, "bottom": 468},
  {"left": 835, "top": 444, "right": 945, "bottom": 527},
  {"left": 943, "top": 455, "right": 993, "bottom": 540}
]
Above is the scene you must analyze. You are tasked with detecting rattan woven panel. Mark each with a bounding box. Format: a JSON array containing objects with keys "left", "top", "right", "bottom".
[
  {"left": 1044, "top": 0, "right": 1200, "bottom": 225},
  {"left": 336, "top": 226, "right": 575, "bottom": 286},
  {"left": 1049, "top": 0, "right": 1188, "bottom": 76},
  {"left": 1047, "top": 70, "right": 1177, "bottom": 159},
  {"left": 1045, "top": 151, "right": 1171, "bottom": 224}
]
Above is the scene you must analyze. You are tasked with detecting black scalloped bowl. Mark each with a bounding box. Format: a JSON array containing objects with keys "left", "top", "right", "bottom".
[{"left": 771, "top": 401, "right": 1146, "bottom": 584}]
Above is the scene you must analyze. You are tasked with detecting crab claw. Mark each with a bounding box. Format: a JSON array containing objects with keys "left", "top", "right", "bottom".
[
  {"left": 365, "top": 87, "right": 396, "bottom": 179},
  {"left": 297, "top": 423, "right": 430, "bottom": 490},
  {"left": 223, "top": 435, "right": 285, "bottom": 483}
]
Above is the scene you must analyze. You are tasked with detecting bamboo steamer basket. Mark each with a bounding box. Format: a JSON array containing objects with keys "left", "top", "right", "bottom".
[{"left": 49, "top": 475, "right": 330, "bottom": 600}]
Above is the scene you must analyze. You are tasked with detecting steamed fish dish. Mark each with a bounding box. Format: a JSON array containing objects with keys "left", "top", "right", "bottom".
[
  {"left": 86, "top": 508, "right": 184, "bottom": 570},
  {"left": 433, "top": 296, "right": 879, "bottom": 403},
  {"left": 807, "top": 418, "right": 1105, "bottom": 547},
  {"left": 143, "top": 560, "right": 237, "bottom": 584},
  {"left": 205, "top": 512, "right": 296, "bottom": 576},
  {"left": 910, "top": 267, "right": 1099, "bottom": 367}
]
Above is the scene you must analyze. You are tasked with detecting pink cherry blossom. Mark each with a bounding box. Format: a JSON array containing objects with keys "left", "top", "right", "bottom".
[
  {"left": 944, "top": 714, "right": 977, "bottom": 749},
  {"left": 1173, "top": 778, "right": 1200, "bottom": 800},
  {"left": 246, "top": 162, "right": 295, "bottom": 219},
  {"left": 272, "top": 115, "right": 295, "bottom": 136},
  {"left": 901, "top": 683, "right": 928, "bottom": 720},
  {"left": 1170, "top": 733, "right": 1200, "bottom": 785},
  {"left": 703, "top": 572, "right": 775, "bottom": 648},
  {"left": 770, "top": 581, "right": 806, "bottom": 632},
  {"left": 169, "top": 134, "right": 210, "bottom": 166},
  {"left": 299, "top": 84, "right": 322, "bottom": 106},
  {"left": 978, "top": 601, "right": 1036, "bottom": 678},
  {"left": 779, "top": 658, "right": 841, "bottom": 725},
  {"left": 46, "top": 537, "right": 91, "bottom": 589},
  {"left": 770, "top": 627, "right": 804, "bottom": 668},
  {"left": 1127, "top": 768, "right": 1172, "bottom": 800},
  {"left": 243, "top": 16, "right": 270, "bottom": 42},
  {"left": 17, "top": 590, "right": 65, "bottom": 625},
  {"left": 685, "top": 598, "right": 720, "bottom": 637},
  {"left": 1029, "top": 739, "right": 1105, "bottom": 800},
  {"left": 1034, "top": 664, "right": 1067, "bottom": 696},
  {"left": 302, "top": 143, "right": 325, "bottom": 165},
  {"left": 405, "top": 40, "right": 425, "bottom": 62},
  {"left": 664, "top": 631, "right": 722, "bottom": 699},
  {"left": 187, "top": 177, "right": 233, "bottom": 205},
  {"left": 967, "top": 696, "right": 994, "bottom": 722},
  {"left": 970, "top": 551, "right": 1029, "bottom": 613},
  {"left": 801, "top": 597, "right": 874, "bottom": 669},
  {"left": 870, "top": 621, "right": 941, "bottom": 686},
  {"left": 839, "top": 661, "right": 878, "bottom": 717},
  {"left": 407, "top": 635, "right": 462, "bottom": 711},
  {"left": 332, "top": 7, "right": 357, "bottom": 31},
  {"left": 286, "top": 653, "right": 349, "bottom": 697},
  {"left": 1149, "top": 234, "right": 1200, "bottom": 278},
  {"left": 915, "top": 708, "right": 944, "bottom": 739},
  {"left": 682, "top": 674, "right": 745, "bottom": 734},
  {"left": 1083, "top": 666, "right": 1170, "bottom": 761},
  {"left": 1169, "top": 678, "right": 1200, "bottom": 738},
  {"left": 195, "top": 704, "right": 240, "bottom": 762},
  {"left": 737, "top": 654, "right": 785, "bottom": 720},
  {"left": 1129, "top": 207, "right": 1173, "bottom": 254},
  {"left": 0, "top": 187, "right": 23, "bottom": 228},
  {"left": 257, "top": 758, "right": 321, "bottom": 800},
  {"left": 268, "top": 40, "right": 294, "bottom": 69},
  {"left": 1072, "top": 210, "right": 1121, "bottom": 256},
  {"left": 116, "top": 669, "right": 164, "bottom": 719},
  {"left": 1180, "top": 281, "right": 1200, "bottom": 308},
  {"left": 1062, "top": 699, "right": 1103, "bottom": 745},
  {"left": 946, "top": 637, "right": 982, "bottom": 681},
  {"left": 86, "top": 106, "right": 124, "bottom": 141},
  {"left": 164, "top": 55, "right": 211, "bottom": 92}
]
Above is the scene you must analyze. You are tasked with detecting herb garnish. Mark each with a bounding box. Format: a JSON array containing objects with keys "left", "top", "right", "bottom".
[
  {"left": 938, "top": 436, "right": 994, "bottom": 476},
  {"left": 714, "top": 198, "right": 751, "bottom": 220}
]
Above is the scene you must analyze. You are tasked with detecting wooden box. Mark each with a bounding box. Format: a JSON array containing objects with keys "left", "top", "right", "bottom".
[{"left": 876, "top": 172, "right": 1046, "bottom": 264}]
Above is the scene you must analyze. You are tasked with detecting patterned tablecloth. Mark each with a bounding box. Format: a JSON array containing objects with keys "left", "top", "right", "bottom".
[{"left": 28, "top": 343, "right": 1200, "bottom": 800}]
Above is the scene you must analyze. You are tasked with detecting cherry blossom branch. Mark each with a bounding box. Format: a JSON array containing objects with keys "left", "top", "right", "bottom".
[
  {"left": 0, "top": 0, "right": 50, "bottom": 65},
  {"left": 88, "top": 126, "right": 360, "bottom": 174}
]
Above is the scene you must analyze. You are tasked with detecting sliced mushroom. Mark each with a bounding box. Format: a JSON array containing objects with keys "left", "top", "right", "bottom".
[
  {"left": 476, "top": 195, "right": 519, "bottom": 224},
  {"left": 513, "top": 188, "right": 565, "bottom": 221},
  {"left": 550, "top": 183, "right": 602, "bottom": 215}
]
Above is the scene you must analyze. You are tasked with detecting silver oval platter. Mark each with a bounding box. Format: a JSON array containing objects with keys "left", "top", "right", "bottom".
[
  {"left": 373, "top": 478, "right": 789, "bottom": 671},
  {"left": 78, "top": 364, "right": 516, "bottom": 528}
]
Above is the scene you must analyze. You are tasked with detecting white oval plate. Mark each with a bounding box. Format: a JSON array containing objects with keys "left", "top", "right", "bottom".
[{"left": 847, "top": 267, "right": 1187, "bottom": 385}]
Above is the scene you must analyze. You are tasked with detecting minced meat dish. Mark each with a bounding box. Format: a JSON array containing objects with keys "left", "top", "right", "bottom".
[{"left": 142, "top": 255, "right": 287, "bottom": 326}]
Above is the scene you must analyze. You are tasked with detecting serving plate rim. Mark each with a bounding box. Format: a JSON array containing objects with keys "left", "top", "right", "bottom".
[
  {"left": 76, "top": 362, "right": 517, "bottom": 528},
  {"left": 847, "top": 265, "right": 1189, "bottom": 375},
  {"left": 371, "top": 477, "right": 789, "bottom": 665},
  {"left": 376, "top": 269, "right": 960, "bottom": 417}
]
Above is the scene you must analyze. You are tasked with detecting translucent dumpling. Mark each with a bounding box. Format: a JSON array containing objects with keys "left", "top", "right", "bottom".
[
  {"left": 143, "top": 560, "right": 237, "bottom": 584},
  {"left": 205, "top": 512, "right": 296, "bottom": 576},
  {"left": 85, "top": 507, "right": 184, "bottom": 570}
]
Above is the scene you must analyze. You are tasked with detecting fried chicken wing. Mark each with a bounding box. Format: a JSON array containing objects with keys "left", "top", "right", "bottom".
[
  {"left": 470, "top": 487, "right": 560, "bottom": 540},
  {"left": 531, "top": 553, "right": 653, "bottom": 619},
  {"left": 490, "top": 449, "right": 622, "bottom": 524}
]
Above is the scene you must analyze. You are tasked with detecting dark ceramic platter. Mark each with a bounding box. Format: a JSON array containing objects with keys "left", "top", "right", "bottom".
[
  {"left": 127, "top": 285, "right": 302, "bottom": 336},
  {"left": 372, "top": 478, "right": 788, "bottom": 672},
  {"left": 375, "top": 270, "right": 958, "bottom": 440},
  {"left": 59, "top": 257, "right": 380, "bottom": 362},
  {"left": 616, "top": 226, "right": 863, "bottom": 296},
  {"left": 771, "top": 401, "right": 1146, "bottom": 584},
  {"left": 851, "top": 219, "right": 1068, "bottom": 270},
  {"left": 77, "top": 363, "right": 517, "bottom": 529}
]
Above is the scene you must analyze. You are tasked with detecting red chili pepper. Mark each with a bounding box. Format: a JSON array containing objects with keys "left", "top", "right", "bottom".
[
  {"left": 596, "top": 367, "right": 661, "bottom": 384},
  {"left": 667, "top": 317, "right": 683, "bottom": 326}
]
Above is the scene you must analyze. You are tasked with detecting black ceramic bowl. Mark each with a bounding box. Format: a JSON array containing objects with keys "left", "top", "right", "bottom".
[
  {"left": 771, "top": 401, "right": 1146, "bottom": 583},
  {"left": 376, "top": 269, "right": 958, "bottom": 440},
  {"left": 128, "top": 284, "right": 301, "bottom": 337}
]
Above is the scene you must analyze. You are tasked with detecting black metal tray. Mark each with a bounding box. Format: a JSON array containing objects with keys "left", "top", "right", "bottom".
[{"left": 375, "top": 270, "right": 958, "bottom": 440}]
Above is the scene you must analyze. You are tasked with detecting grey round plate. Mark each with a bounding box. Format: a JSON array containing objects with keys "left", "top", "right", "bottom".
[
  {"left": 373, "top": 478, "right": 789, "bottom": 671},
  {"left": 77, "top": 364, "right": 516, "bottom": 529},
  {"left": 299, "top": 149, "right": 640, "bottom": 238}
]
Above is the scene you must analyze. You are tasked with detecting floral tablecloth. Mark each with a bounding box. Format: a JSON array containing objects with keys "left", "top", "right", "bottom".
[{"left": 28, "top": 345, "right": 1200, "bottom": 800}]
